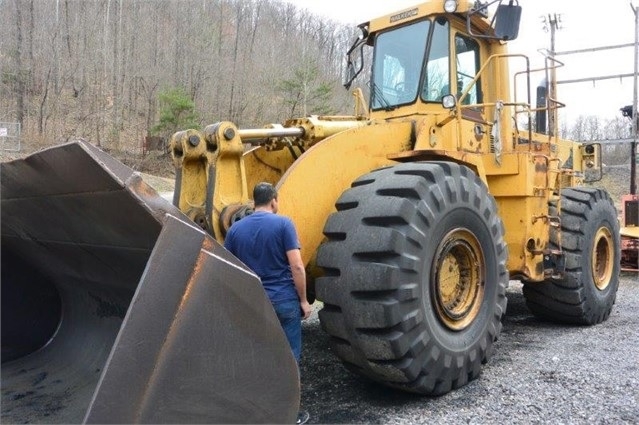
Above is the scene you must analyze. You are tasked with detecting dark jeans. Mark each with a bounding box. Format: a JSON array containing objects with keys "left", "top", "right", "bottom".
[{"left": 272, "top": 300, "right": 302, "bottom": 363}]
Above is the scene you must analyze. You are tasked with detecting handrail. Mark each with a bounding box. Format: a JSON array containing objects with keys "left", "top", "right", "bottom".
[
  {"left": 511, "top": 53, "right": 565, "bottom": 147},
  {"left": 455, "top": 53, "right": 533, "bottom": 151},
  {"left": 452, "top": 50, "right": 572, "bottom": 157}
]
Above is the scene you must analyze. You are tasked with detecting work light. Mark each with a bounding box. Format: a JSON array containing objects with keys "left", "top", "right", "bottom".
[{"left": 444, "top": 0, "right": 458, "bottom": 13}]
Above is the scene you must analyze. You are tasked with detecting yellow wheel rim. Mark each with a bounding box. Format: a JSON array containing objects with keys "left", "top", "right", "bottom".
[
  {"left": 592, "top": 227, "right": 614, "bottom": 291},
  {"left": 432, "top": 229, "right": 485, "bottom": 331}
]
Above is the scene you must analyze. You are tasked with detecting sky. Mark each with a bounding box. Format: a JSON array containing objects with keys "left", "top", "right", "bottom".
[{"left": 286, "top": 0, "right": 639, "bottom": 123}]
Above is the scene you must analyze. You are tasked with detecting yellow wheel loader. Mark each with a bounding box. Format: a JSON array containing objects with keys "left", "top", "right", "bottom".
[
  {"left": 169, "top": 0, "right": 619, "bottom": 396},
  {"left": 1, "top": 1, "right": 621, "bottom": 423}
]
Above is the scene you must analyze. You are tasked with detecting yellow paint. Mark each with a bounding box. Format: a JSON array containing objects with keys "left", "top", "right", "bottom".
[
  {"left": 621, "top": 227, "right": 639, "bottom": 239},
  {"left": 276, "top": 121, "right": 414, "bottom": 265}
]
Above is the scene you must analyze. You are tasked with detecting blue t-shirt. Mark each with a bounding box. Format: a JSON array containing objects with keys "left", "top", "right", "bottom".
[{"left": 224, "top": 211, "right": 300, "bottom": 303}]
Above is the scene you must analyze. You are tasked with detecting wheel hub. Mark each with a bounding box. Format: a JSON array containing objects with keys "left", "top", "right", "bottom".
[
  {"left": 432, "top": 229, "right": 485, "bottom": 331},
  {"left": 592, "top": 227, "right": 614, "bottom": 291}
]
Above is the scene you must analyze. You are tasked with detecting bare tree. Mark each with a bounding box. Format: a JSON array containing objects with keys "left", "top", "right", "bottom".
[
  {"left": 0, "top": 0, "right": 355, "bottom": 152},
  {"left": 14, "top": 0, "right": 25, "bottom": 127}
]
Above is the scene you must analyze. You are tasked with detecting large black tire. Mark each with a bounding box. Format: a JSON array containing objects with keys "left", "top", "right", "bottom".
[
  {"left": 315, "top": 162, "right": 508, "bottom": 395},
  {"left": 522, "top": 188, "right": 620, "bottom": 325}
]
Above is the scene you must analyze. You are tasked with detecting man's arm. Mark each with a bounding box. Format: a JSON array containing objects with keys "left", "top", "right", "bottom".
[{"left": 286, "top": 248, "right": 312, "bottom": 320}]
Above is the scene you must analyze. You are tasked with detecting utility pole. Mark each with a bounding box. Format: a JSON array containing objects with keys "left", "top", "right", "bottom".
[
  {"left": 630, "top": 1, "right": 638, "bottom": 195},
  {"left": 543, "top": 14, "right": 562, "bottom": 137},
  {"left": 544, "top": 6, "right": 637, "bottom": 193}
]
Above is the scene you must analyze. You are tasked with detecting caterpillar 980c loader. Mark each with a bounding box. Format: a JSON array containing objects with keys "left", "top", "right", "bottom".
[{"left": 169, "top": 0, "right": 620, "bottom": 396}]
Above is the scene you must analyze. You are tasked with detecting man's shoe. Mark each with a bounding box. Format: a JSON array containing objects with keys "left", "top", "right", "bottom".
[{"left": 296, "top": 410, "right": 310, "bottom": 425}]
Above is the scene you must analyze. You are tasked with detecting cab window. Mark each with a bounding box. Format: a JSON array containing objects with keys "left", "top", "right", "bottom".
[
  {"left": 421, "top": 18, "right": 450, "bottom": 102},
  {"left": 454, "top": 33, "right": 482, "bottom": 104}
]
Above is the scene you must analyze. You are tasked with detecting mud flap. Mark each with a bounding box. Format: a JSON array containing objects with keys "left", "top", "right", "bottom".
[{"left": 1, "top": 141, "right": 299, "bottom": 424}]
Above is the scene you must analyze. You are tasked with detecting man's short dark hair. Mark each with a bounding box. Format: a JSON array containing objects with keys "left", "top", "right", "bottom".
[{"left": 253, "top": 182, "right": 277, "bottom": 207}]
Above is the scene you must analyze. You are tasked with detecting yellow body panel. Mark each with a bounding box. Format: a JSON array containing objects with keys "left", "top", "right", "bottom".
[
  {"left": 367, "top": 1, "right": 489, "bottom": 34},
  {"left": 276, "top": 121, "right": 414, "bottom": 265},
  {"left": 243, "top": 147, "right": 295, "bottom": 192},
  {"left": 621, "top": 227, "right": 639, "bottom": 239}
]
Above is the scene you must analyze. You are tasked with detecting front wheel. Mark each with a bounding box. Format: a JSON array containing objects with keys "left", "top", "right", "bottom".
[
  {"left": 316, "top": 162, "right": 508, "bottom": 395},
  {"left": 523, "top": 188, "right": 620, "bottom": 324}
]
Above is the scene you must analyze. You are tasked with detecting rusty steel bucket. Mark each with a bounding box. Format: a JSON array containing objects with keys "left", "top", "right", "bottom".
[{"left": 1, "top": 141, "right": 299, "bottom": 424}]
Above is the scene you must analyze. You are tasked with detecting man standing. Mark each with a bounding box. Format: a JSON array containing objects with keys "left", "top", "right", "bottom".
[{"left": 224, "top": 182, "right": 311, "bottom": 424}]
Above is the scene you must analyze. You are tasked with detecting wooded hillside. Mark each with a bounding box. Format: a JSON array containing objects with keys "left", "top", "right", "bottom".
[
  {"left": 1, "top": 0, "right": 356, "bottom": 152},
  {"left": 1, "top": 0, "right": 633, "bottom": 158}
]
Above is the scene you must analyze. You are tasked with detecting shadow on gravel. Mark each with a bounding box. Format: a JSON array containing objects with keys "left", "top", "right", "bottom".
[
  {"left": 298, "top": 285, "right": 553, "bottom": 424},
  {"left": 300, "top": 312, "right": 425, "bottom": 423}
]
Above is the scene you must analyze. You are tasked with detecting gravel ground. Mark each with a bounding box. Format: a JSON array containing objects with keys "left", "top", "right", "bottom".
[{"left": 299, "top": 273, "right": 639, "bottom": 424}]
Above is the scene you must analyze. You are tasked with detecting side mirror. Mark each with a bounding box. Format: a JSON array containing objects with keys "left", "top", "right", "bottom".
[
  {"left": 343, "top": 28, "right": 368, "bottom": 90},
  {"left": 494, "top": 2, "right": 522, "bottom": 40},
  {"left": 343, "top": 46, "right": 363, "bottom": 90},
  {"left": 467, "top": 0, "right": 522, "bottom": 41}
]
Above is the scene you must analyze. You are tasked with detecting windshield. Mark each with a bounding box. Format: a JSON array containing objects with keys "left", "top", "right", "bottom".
[{"left": 371, "top": 20, "right": 430, "bottom": 110}]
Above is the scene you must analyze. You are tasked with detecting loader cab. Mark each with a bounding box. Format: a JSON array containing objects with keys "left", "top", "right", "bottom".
[
  {"left": 369, "top": 17, "right": 484, "bottom": 111},
  {"left": 343, "top": 0, "right": 522, "bottom": 114}
]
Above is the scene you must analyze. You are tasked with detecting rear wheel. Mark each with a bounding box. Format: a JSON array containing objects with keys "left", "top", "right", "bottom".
[
  {"left": 523, "top": 188, "right": 620, "bottom": 324},
  {"left": 316, "top": 162, "right": 508, "bottom": 395}
]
